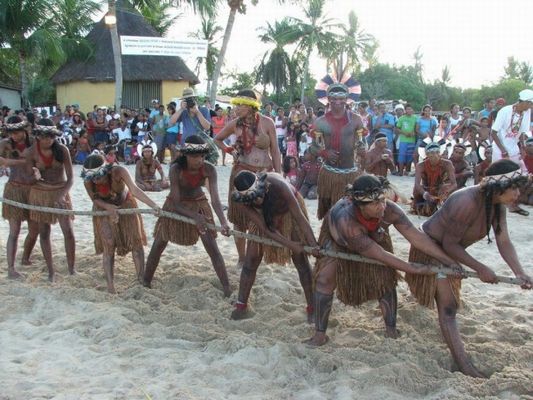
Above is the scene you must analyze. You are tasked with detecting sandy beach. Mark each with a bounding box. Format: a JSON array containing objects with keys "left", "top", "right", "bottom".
[{"left": 0, "top": 161, "right": 531, "bottom": 400}]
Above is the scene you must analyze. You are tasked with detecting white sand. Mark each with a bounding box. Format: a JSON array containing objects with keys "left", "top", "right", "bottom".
[{"left": 0, "top": 161, "right": 532, "bottom": 400}]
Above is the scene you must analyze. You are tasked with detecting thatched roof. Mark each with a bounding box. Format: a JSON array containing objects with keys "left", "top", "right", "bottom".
[{"left": 51, "top": 0, "right": 199, "bottom": 85}]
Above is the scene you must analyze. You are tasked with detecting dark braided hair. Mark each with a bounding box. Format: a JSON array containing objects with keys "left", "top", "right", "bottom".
[{"left": 481, "top": 160, "right": 526, "bottom": 243}]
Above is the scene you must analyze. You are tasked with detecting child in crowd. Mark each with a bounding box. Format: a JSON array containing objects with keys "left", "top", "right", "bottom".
[
  {"left": 105, "top": 145, "right": 118, "bottom": 165},
  {"left": 285, "top": 122, "right": 298, "bottom": 158},
  {"left": 74, "top": 130, "right": 91, "bottom": 164},
  {"left": 282, "top": 155, "right": 299, "bottom": 187},
  {"left": 296, "top": 149, "right": 321, "bottom": 199}
]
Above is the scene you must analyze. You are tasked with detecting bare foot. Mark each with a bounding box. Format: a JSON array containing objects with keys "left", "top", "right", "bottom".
[
  {"left": 107, "top": 285, "right": 117, "bottom": 294},
  {"left": 385, "top": 326, "right": 401, "bottom": 339},
  {"left": 142, "top": 279, "right": 152, "bottom": 289},
  {"left": 68, "top": 267, "right": 77, "bottom": 275},
  {"left": 48, "top": 272, "right": 56, "bottom": 283},
  {"left": 459, "top": 361, "right": 487, "bottom": 379},
  {"left": 8, "top": 269, "right": 24, "bottom": 279},
  {"left": 303, "top": 333, "right": 329, "bottom": 346},
  {"left": 21, "top": 258, "right": 32, "bottom": 266},
  {"left": 223, "top": 286, "right": 232, "bottom": 298},
  {"left": 231, "top": 306, "right": 254, "bottom": 320}
]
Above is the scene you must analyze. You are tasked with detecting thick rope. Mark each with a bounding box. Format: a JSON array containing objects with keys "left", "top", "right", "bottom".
[{"left": 0, "top": 196, "right": 522, "bottom": 286}]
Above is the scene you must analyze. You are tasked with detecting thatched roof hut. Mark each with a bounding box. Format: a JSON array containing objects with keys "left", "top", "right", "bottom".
[{"left": 51, "top": 0, "right": 199, "bottom": 112}]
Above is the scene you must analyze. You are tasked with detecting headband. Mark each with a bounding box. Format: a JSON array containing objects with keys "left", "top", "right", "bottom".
[
  {"left": 231, "top": 173, "right": 268, "bottom": 203},
  {"left": 346, "top": 178, "right": 390, "bottom": 203},
  {"left": 425, "top": 143, "right": 441, "bottom": 153},
  {"left": 34, "top": 124, "right": 61, "bottom": 136},
  {"left": 4, "top": 121, "right": 29, "bottom": 131},
  {"left": 180, "top": 142, "right": 210, "bottom": 154},
  {"left": 81, "top": 163, "right": 111, "bottom": 181},
  {"left": 480, "top": 170, "right": 526, "bottom": 186},
  {"left": 230, "top": 96, "right": 261, "bottom": 109}
]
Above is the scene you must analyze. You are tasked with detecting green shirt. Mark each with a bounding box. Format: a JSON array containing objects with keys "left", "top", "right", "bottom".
[{"left": 396, "top": 115, "right": 417, "bottom": 143}]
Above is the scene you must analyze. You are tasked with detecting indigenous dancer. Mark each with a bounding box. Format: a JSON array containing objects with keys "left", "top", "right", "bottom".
[
  {"left": 0, "top": 116, "right": 38, "bottom": 277},
  {"left": 144, "top": 135, "right": 231, "bottom": 297},
  {"left": 230, "top": 171, "right": 320, "bottom": 320},
  {"left": 412, "top": 142, "right": 457, "bottom": 216},
  {"left": 214, "top": 89, "right": 281, "bottom": 267},
  {"left": 82, "top": 154, "right": 158, "bottom": 293},
  {"left": 363, "top": 133, "right": 396, "bottom": 176},
  {"left": 26, "top": 119, "right": 76, "bottom": 281},
  {"left": 314, "top": 83, "right": 363, "bottom": 219},
  {"left": 135, "top": 142, "right": 169, "bottom": 191},
  {"left": 306, "top": 175, "right": 463, "bottom": 345},
  {"left": 405, "top": 159, "right": 532, "bottom": 377}
]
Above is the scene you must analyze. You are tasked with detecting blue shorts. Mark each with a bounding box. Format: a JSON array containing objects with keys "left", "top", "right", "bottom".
[
  {"left": 165, "top": 132, "right": 179, "bottom": 146},
  {"left": 398, "top": 141, "right": 415, "bottom": 164}
]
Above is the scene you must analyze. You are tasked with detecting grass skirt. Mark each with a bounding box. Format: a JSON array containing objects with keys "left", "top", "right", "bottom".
[
  {"left": 154, "top": 196, "right": 215, "bottom": 246},
  {"left": 249, "top": 192, "right": 308, "bottom": 265},
  {"left": 317, "top": 166, "right": 361, "bottom": 219},
  {"left": 28, "top": 184, "right": 73, "bottom": 225},
  {"left": 314, "top": 218, "right": 399, "bottom": 307},
  {"left": 93, "top": 195, "right": 146, "bottom": 256},
  {"left": 405, "top": 245, "right": 462, "bottom": 309},
  {"left": 2, "top": 181, "right": 31, "bottom": 221}
]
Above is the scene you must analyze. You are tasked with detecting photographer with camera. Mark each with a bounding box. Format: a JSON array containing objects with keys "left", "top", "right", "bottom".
[{"left": 168, "top": 87, "right": 212, "bottom": 145}]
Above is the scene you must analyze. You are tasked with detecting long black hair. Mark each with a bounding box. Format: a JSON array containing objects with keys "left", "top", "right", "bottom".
[
  {"left": 482, "top": 160, "right": 526, "bottom": 243},
  {"left": 36, "top": 118, "right": 64, "bottom": 163},
  {"left": 6, "top": 116, "right": 31, "bottom": 157}
]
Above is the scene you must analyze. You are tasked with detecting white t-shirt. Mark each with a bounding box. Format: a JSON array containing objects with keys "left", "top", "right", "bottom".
[
  {"left": 491, "top": 105, "right": 531, "bottom": 159},
  {"left": 136, "top": 122, "right": 148, "bottom": 139},
  {"left": 113, "top": 127, "right": 131, "bottom": 142},
  {"left": 449, "top": 115, "right": 462, "bottom": 131},
  {"left": 275, "top": 116, "right": 286, "bottom": 138}
]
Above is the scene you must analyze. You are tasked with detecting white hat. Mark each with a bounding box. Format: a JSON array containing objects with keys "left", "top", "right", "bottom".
[
  {"left": 518, "top": 89, "right": 533, "bottom": 102},
  {"left": 394, "top": 104, "right": 405, "bottom": 111}
]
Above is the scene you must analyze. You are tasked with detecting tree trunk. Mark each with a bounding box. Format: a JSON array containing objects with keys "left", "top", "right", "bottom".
[
  {"left": 300, "top": 47, "right": 311, "bottom": 104},
  {"left": 18, "top": 51, "right": 28, "bottom": 107},
  {"left": 108, "top": 0, "right": 122, "bottom": 110},
  {"left": 206, "top": 79, "right": 211, "bottom": 97},
  {"left": 210, "top": 5, "right": 238, "bottom": 105}
]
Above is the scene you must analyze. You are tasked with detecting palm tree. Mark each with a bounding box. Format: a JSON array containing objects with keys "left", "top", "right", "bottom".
[
  {"left": 136, "top": 1, "right": 181, "bottom": 36},
  {"left": 255, "top": 18, "right": 298, "bottom": 97},
  {"left": 209, "top": 0, "right": 243, "bottom": 104},
  {"left": 327, "top": 11, "right": 376, "bottom": 77},
  {"left": 285, "top": 0, "right": 341, "bottom": 103},
  {"left": 189, "top": 14, "right": 223, "bottom": 95},
  {"left": 0, "top": 0, "right": 64, "bottom": 106}
]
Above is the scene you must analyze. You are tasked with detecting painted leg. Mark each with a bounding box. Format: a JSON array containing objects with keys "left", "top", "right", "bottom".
[
  {"left": 21, "top": 220, "right": 39, "bottom": 265},
  {"left": 132, "top": 248, "right": 145, "bottom": 283},
  {"left": 290, "top": 245, "right": 313, "bottom": 322},
  {"left": 304, "top": 257, "right": 337, "bottom": 346},
  {"left": 379, "top": 288, "right": 400, "bottom": 338},
  {"left": 435, "top": 278, "right": 486, "bottom": 378},
  {"left": 200, "top": 233, "right": 231, "bottom": 297},
  {"left": 7, "top": 220, "right": 23, "bottom": 278},
  {"left": 231, "top": 241, "right": 263, "bottom": 320},
  {"left": 233, "top": 223, "right": 247, "bottom": 268},
  {"left": 39, "top": 223, "right": 54, "bottom": 282},
  {"left": 58, "top": 216, "right": 76, "bottom": 274},
  {"left": 102, "top": 252, "right": 116, "bottom": 294},
  {"left": 143, "top": 237, "right": 168, "bottom": 287}
]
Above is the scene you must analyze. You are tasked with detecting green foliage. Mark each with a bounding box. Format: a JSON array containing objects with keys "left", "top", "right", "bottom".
[
  {"left": 502, "top": 56, "right": 532, "bottom": 85},
  {"left": 219, "top": 71, "right": 256, "bottom": 96},
  {"left": 26, "top": 77, "right": 56, "bottom": 105},
  {"left": 135, "top": 1, "right": 181, "bottom": 36}
]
